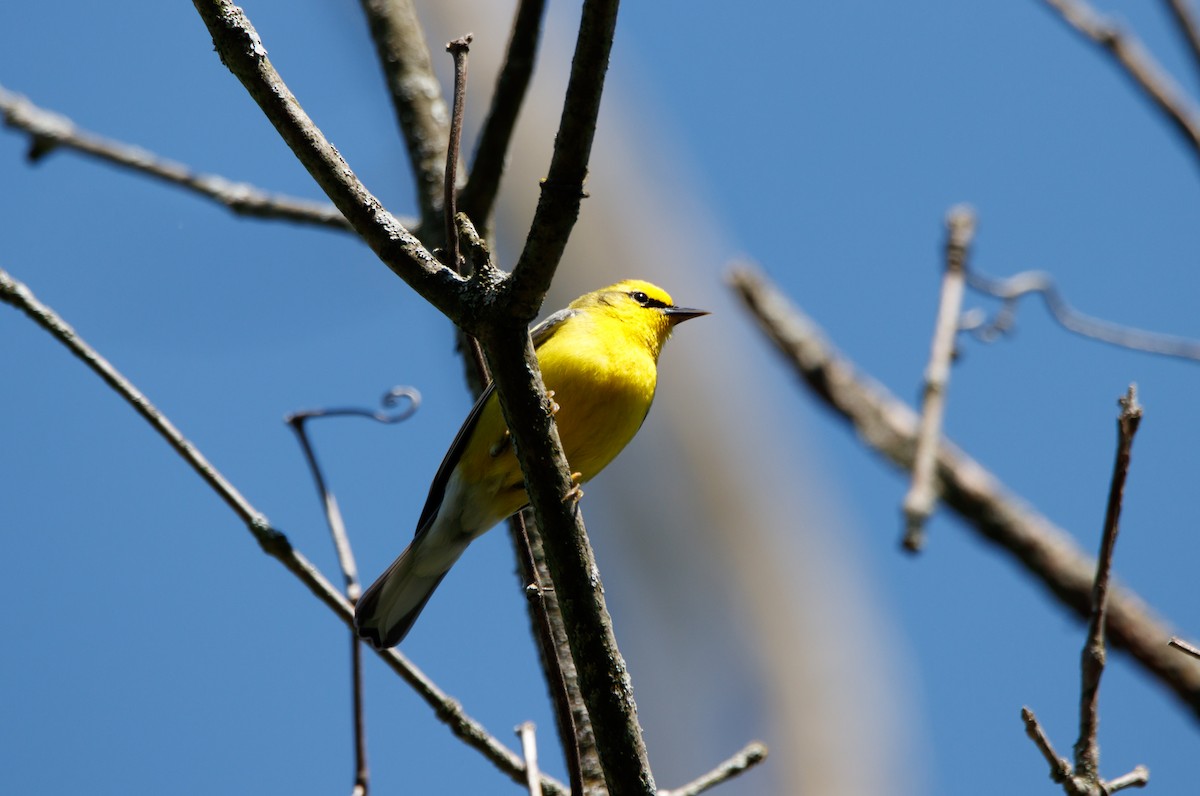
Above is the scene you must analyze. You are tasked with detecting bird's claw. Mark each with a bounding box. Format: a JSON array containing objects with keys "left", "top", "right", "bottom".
[{"left": 563, "top": 471, "right": 584, "bottom": 504}]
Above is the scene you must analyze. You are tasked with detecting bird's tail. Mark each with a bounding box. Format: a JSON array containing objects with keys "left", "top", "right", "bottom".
[{"left": 354, "top": 538, "right": 454, "bottom": 649}]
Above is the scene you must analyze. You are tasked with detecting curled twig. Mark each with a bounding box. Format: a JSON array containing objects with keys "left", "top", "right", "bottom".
[{"left": 963, "top": 267, "right": 1200, "bottom": 362}]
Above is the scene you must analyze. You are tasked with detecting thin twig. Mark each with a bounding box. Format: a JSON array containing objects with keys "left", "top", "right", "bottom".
[
  {"left": 443, "top": 46, "right": 491, "bottom": 393},
  {"left": 1040, "top": 0, "right": 1200, "bottom": 161},
  {"left": 459, "top": 0, "right": 548, "bottom": 228},
  {"left": 351, "top": 634, "right": 369, "bottom": 796},
  {"left": 729, "top": 264, "right": 1200, "bottom": 719},
  {"left": 444, "top": 35, "right": 473, "bottom": 273},
  {"left": 657, "top": 741, "right": 769, "bottom": 796},
  {"left": 1022, "top": 707, "right": 1073, "bottom": 784},
  {"left": 515, "top": 512, "right": 589, "bottom": 796},
  {"left": 0, "top": 85, "right": 364, "bottom": 232},
  {"left": 1170, "top": 636, "right": 1200, "bottom": 659},
  {"left": 357, "top": 0, "right": 451, "bottom": 232},
  {"left": 0, "top": 265, "right": 567, "bottom": 796},
  {"left": 1107, "top": 766, "right": 1151, "bottom": 793},
  {"left": 191, "top": 0, "right": 467, "bottom": 325},
  {"left": 963, "top": 267, "right": 1200, "bottom": 362},
  {"left": 1162, "top": 0, "right": 1200, "bottom": 85},
  {"left": 902, "top": 205, "right": 974, "bottom": 552},
  {"left": 1074, "top": 387, "right": 1142, "bottom": 780},
  {"left": 517, "top": 722, "right": 544, "bottom": 796}
]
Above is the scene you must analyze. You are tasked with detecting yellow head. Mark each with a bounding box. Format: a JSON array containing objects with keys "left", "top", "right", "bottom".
[{"left": 567, "top": 279, "right": 708, "bottom": 359}]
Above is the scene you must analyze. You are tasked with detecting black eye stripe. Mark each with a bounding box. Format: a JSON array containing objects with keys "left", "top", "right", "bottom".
[{"left": 628, "top": 290, "right": 669, "bottom": 309}]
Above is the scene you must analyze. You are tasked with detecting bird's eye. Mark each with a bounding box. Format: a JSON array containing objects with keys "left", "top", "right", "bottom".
[{"left": 628, "top": 290, "right": 668, "bottom": 309}]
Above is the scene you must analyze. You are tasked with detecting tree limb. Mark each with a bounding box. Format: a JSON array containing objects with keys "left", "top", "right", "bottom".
[
  {"left": 190, "top": 0, "right": 467, "bottom": 325},
  {"left": 729, "top": 265, "right": 1200, "bottom": 720},
  {"left": 459, "top": 0, "right": 548, "bottom": 229},
  {"left": 358, "top": 0, "right": 452, "bottom": 233},
  {"left": 508, "top": 0, "right": 621, "bottom": 321},
  {"left": 1040, "top": 0, "right": 1200, "bottom": 162},
  {"left": 0, "top": 84, "right": 360, "bottom": 232}
]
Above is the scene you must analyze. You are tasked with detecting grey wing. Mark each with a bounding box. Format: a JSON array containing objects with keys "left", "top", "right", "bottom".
[
  {"left": 411, "top": 381, "right": 495, "bottom": 540},
  {"left": 530, "top": 307, "right": 580, "bottom": 348},
  {"left": 410, "top": 308, "right": 578, "bottom": 539}
]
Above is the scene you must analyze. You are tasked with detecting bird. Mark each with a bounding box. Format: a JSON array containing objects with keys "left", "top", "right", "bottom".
[{"left": 354, "top": 279, "right": 707, "bottom": 649}]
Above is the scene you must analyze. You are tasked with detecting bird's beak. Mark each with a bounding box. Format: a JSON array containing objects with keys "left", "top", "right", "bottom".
[{"left": 664, "top": 306, "right": 709, "bottom": 326}]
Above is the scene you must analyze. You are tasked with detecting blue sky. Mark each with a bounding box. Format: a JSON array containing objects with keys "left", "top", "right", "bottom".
[{"left": 3, "top": 1, "right": 1200, "bottom": 794}]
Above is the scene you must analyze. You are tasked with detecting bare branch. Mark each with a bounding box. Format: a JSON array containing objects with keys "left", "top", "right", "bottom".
[
  {"left": 482, "top": 324, "right": 656, "bottom": 796},
  {"left": 286, "top": 394, "right": 429, "bottom": 796},
  {"left": 444, "top": 35, "right": 473, "bottom": 272},
  {"left": 1040, "top": 0, "right": 1200, "bottom": 160},
  {"left": 458, "top": 222, "right": 595, "bottom": 794},
  {"left": 515, "top": 512, "right": 592, "bottom": 796},
  {"left": 459, "top": 0, "right": 548, "bottom": 229},
  {"left": 902, "top": 205, "right": 974, "bottom": 552},
  {"left": 1074, "top": 387, "right": 1142, "bottom": 780},
  {"left": 964, "top": 267, "right": 1200, "bottom": 362},
  {"left": 1106, "top": 766, "right": 1151, "bottom": 793},
  {"left": 358, "top": 0, "right": 451, "bottom": 232},
  {"left": 0, "top": 84, "right": 360, "bottom": 232},
  {"left": 190, "top": 0, "right": 467, "bottom": 325},
  {"left": 657, "top": 741, "right": 769, "bottom": 796},
  {"left": 508, "top": 0, "right": 622, "bottom": 321},
  {"left": 516, "top": 722, "right": 544, "bottom": 796},
  {"left": 1022, "top": 707, "right": 1073, "bottom": 784},
  {"left": 729, "top": 264, "right": 1200, "bottom": 719},
  {"left": 1161, "top": 0, "right": 1200, "bottom": 88},
  {"left": 0, "top": 264, "right": 567, "bottom": 796}
]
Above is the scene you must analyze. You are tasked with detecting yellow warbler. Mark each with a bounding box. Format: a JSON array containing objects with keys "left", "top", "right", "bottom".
[{"left": 355, "top": 280, "right": 706, "bottom": 648}]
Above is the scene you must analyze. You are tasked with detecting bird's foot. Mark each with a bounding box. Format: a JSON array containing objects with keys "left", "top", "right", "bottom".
[{"left": 563, "top": 471, "right": 584, "bottom": 504}]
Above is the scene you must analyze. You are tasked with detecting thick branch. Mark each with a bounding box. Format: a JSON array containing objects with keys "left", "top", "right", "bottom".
[
  {"left": 459, "top": 0, "right": 548, "bottom": 228},
  {"left": 190, "top": 0, "right": 468, "bottom": 325},
  {"left": 482, "top": 326, "right": 655, "bottom": 796},
  {"left": 358, "top": 0, "right": 451, "bottom": 233},
  {"left": 730, "top": 265, "right": 1200, "bottom": 719},
  {"left": 0, "top": 85, "right": 359, "bottom": 232},
  {"left": 457, "top": 220, "right": 598, "bottom": 793},
  {"left": 508, "top": 0, "right": 621, "bottom": 321}
]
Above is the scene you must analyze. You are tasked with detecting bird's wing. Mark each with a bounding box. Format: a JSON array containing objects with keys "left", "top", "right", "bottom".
[
  {"left": 410, "top": 307, "right": 582, "bottom": 540},
  {"left": 411, "top": 380, "right": 495, "bottom": 540},
  {"left": 530, "top": 307, "right": 580, "bottom": 348}
]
